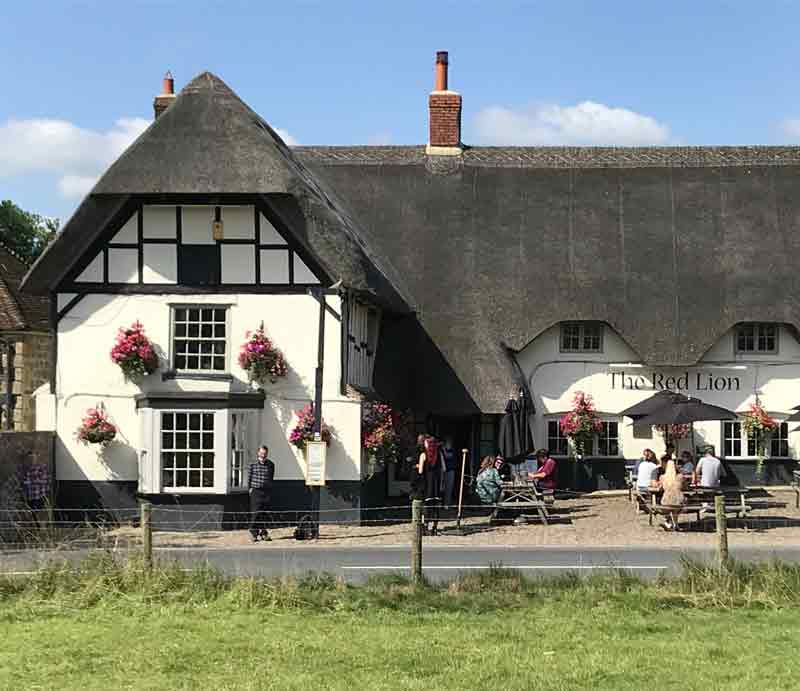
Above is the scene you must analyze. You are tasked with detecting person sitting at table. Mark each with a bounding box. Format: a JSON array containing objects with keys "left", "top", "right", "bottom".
[
  {"left": 528, "top": 449, "right": 557, "bottom": 491},
  {"left": 659, "top": 459, "right": 686, "bottom": 531},
  {"left": 693, "top": 447, "right": 722, "bottom": 488},
  {"left": 654, "top": 454, "right": 670, "bottom": 484},
  {"left": 476, "top": 455, "right": 503, "bottom": 505},
  {"left": 679, "top": 451, "right": 695, "bottom": 478},
  {"left": 636, "top": 449, "right": 659, "bottom": 490}
]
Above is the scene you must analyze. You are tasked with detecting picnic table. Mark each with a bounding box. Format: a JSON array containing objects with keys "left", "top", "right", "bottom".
[
  {"left": 491, "top": 480, "right": 554, "bottom": 525},
  {"left": 635, "top": 485, "right": 758, "bottom": 526},
  {"left": 793, "top": 470, "right": 800, "bottom": 508}
]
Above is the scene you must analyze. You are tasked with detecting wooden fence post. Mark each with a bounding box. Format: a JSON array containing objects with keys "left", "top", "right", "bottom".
[
  {"left": 714, "top": 494, "right": 728, "bottom": 568},
  {"left": 141, "top": 500, "right": 152, "bottom": 568},
  {"left": 411, "top": 499, "right": 423, "bottom": 585}
]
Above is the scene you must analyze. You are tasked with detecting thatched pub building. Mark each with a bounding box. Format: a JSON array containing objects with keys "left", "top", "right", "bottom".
[{"left": 21, "top": 53, "right": 800, "bottom": 518}]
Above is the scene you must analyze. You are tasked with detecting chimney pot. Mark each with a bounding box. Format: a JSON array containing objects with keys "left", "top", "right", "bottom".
[
  {"left": 153, "top": 70, "right": 177, "bottom": 119},
  {"left": 428, "top": 51, "right": 462, "bottom": 153},
  {"left": 162, "top": 70, "right": 175, "bottom": 95},
  {"left": 435, "top": 51, "right": 448, "bottom": 91}
]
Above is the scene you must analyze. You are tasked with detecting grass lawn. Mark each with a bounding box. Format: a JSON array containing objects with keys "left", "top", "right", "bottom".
[{"left": 2, "top": 558, "right": 800, "bottom": 690}]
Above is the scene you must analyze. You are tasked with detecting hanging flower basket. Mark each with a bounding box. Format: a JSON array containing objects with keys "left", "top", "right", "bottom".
[
  {"left": 110, "top": 321, "right": 159, "bottom": 381},
  {"left": 238, "top": 324, "right": 288, "bottom": 386},
  {"left": 559, "top": 391, "right": 603, "bottom": 459},
  {"left": 289, "top": 403, "right": 331, "bottom": 450},
  {"left": 655, "top": 424, "right": 691, "bottom": 441},
  {"left": 362, "top": 402, "right": 408, "bottom": 477},
  {"left": 742, "top": 399, "right": 778, "bottom": 476},
  {"left": 76, "top": 407, "right": 117, "bottom": 447}
]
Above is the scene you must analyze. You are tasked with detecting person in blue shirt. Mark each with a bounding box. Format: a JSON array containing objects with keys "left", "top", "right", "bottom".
[{"left": 441, "top": 438, "right": 458, "bottom": 506}]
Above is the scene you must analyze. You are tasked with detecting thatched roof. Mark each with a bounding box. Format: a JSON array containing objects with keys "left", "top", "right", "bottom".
[
  {"left": 297, "top": 145, "right": 800, "bottom": 411},
  {"left": 22, "top": 73, "right": 410, "bottom": 311}
]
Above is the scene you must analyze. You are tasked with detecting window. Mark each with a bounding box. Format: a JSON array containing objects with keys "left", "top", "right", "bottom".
[
  {"left": 723, "top": 419, "right": 789, "bottom": 458},
  {"left": 230, "top": 412, "right": 253, "bottom": 488},
  {"left": 161, "top": 412, "right": 215, "bottom": 489},
  {"left": 723, "top": 421, "right": 743, "bottom": 457},
  {"left": 560, "top": 322, "right": 603, "bottom": 353},
  {"left": 735, "top": 323, "right": 777, "bottom": 354},
  {"left": 770, "top": 422, "right": 789, "bottom": 458},
  {"left": 547, "top": 420, "right": 569, "bottom": 456},
  {"left": 172, "top": 306, "right": 227, "bottom": 372},
  {"left": 597, "top": 421, "right": 619, "bottom": 456}
]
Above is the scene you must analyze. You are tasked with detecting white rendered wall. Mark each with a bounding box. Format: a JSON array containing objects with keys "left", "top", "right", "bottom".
[
  {"left": 49, "top": 292, "right": 359, "bottom": 486},
  {"left": 517, "top": 324, "right": 800, "bottom": 460}
]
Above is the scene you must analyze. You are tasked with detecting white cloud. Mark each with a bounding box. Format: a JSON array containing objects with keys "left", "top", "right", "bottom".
[
  {"left": 0, "top": 116, "right": 150, "bottom": 198},
  {"left": 473, "top": 101, "right": 672, "bottom": 146},
  {"left": 274, "top": 127, "right": 298, "bottom": 146},
  {"left": 779, "top": 118, "right": 800, "bottom": 139},
  {"left": 57, "top": 174, "right": 99, "bottom": 198}
]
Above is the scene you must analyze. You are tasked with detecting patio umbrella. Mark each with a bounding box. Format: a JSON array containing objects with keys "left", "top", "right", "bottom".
[
  {"left": 618, "top": 390, "right": 690, "bottom": 420},
  {"left": 633, "top": 398, "right": 738, "bottom": 427},
  {"left": 636, "top": 397, "right": 738, "bottom": 472},
  {"left": 498, "top": 393, "right": 535, "bottom": 465}
]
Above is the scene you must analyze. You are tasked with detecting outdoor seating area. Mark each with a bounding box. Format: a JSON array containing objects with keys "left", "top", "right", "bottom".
[{"left": 633, "top": 485, "right": 787, "bottom": 528}]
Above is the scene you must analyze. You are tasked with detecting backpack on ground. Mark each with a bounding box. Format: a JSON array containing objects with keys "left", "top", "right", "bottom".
[{"left": 294, "top": 514, "right": 317, "bottom": 540}]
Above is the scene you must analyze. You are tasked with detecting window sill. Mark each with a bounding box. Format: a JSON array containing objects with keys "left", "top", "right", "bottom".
[{"left": 161, "top": 370, "right": 234, "bottom": 382}]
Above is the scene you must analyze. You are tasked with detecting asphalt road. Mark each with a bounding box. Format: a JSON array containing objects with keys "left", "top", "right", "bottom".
[{"left": 4, "top": 545, "right": 800, "bottom": 583}]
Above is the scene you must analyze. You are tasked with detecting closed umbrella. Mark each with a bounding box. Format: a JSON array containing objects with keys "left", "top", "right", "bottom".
[{"left": 498, "top": 392, "right": 535, "bottom": 465}]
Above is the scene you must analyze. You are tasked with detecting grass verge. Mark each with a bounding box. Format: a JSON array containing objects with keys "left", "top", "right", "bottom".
[{"left": 2, "top": 555, "right": 800, "bottom": 690}]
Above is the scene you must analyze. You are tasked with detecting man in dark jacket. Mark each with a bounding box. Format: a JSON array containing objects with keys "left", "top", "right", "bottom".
[{"left": 248, "top": 445, "right": 275, "bottom": 542}]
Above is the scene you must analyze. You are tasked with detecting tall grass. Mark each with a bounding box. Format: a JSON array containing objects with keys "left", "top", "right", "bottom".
[{"left": 1, "top": 552, "right": 799, "bottom": 622}]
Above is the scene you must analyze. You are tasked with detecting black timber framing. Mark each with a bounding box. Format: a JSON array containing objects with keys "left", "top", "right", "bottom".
[
  {"left": 48, "top": 294, "right": 57, "bottom": 394},
  {"left": 56, "top": 195, "right": 330, "bottom": 293},
  {"left": 57, "top": 293, "right": 87, "bottom": 322}
]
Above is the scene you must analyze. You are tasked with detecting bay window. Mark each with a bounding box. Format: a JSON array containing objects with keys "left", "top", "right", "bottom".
[{"left": 137, "top": 393, "right": 262, "bottom": 494}]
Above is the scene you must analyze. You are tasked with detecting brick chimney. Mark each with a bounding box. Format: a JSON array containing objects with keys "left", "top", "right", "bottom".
[
  {"left": 427, "top": 51, "right": 462, "bottom": 155},
  {"left": 153, "top": 71, "right": 176, "bottom": 119}
]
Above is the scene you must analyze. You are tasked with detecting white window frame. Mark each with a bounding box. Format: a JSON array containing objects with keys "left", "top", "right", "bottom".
[
  {"left": 169, "top": 305, "right": 230, "bottom": 374},
  {"left": 560, "top": 322, "right": 604, "bottom": 353},
  {"left": 596, "top": 420, "right": 621, "bottom": 457},
  {"left": 138, "top": 408, "right": 259, "bottom": 494},
  {"left": 734, "top": 323, "right": 778, "bottom": 354},
  {"left": 722, "top": 420, "right": 745, "bottom": 458},
  {"left": 721, "top": 419, "right": 790, "bottom": 460},
  {"left": 546, "top": 419, "right": 570, "bottom": 457}
]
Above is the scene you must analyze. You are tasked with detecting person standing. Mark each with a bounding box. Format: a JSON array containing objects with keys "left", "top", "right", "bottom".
[
  {"left": 248, "top": 445, "right": 275, "bottom": 542},
  {"left": 441, "top": 439, "right": 458, "bottom": 507},
  {"left": 417, "top": 435, "right": 442, "bottom": 534}
]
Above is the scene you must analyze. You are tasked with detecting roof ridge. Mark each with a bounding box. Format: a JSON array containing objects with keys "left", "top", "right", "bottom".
[{"left": 0, "top": 240, "right": 31, "bottom": 267}]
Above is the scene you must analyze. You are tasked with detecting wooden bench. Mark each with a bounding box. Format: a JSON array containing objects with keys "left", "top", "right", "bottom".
[{"left": 636, "top": 489, "right": 755, "bottom": 526}]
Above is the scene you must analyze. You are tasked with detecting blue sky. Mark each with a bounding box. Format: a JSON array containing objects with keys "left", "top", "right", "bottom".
[{"left": 2, "top": 1, "right": 799, "bottom": 221}]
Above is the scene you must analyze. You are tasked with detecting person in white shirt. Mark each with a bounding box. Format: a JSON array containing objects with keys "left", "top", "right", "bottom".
[
  {"left": 694, "top": 449, "right": 723, "bottom": 488},
  {"left": 636, "top": 448, "right": 659, "bottom": 490}
]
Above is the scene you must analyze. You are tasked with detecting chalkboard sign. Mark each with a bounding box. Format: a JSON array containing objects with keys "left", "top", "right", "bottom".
[{"left": 305, "top": 441, "right": 327, "bottom": 486}]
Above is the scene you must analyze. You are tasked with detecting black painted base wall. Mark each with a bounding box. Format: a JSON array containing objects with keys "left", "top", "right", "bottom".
[
  {"left": 56, "top": 480, "right": 366, "bottom": 530},
  {"left": 556, "top": 458, "right": 799, "bottom": 492}
]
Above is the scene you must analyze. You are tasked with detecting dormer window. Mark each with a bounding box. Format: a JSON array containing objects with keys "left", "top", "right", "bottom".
[
  {"left": 735, "top": 323, "right": 777, "bottom": 354},
  {"left": 560, "top": 322, "right": 603, "bottom": 353}
]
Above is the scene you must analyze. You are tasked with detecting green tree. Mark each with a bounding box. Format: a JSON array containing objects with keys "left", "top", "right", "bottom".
[{"left": 0, "top": 200, "right": 59, "bottom": 262}]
